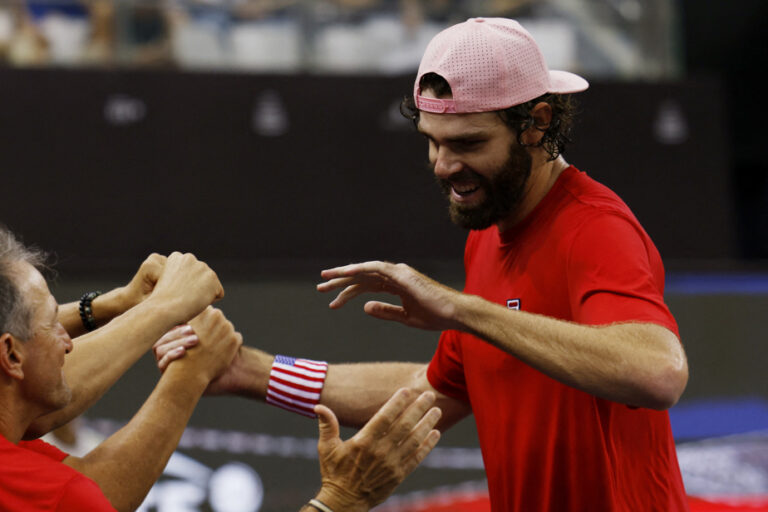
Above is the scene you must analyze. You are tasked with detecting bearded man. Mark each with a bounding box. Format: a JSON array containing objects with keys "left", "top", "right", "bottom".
[{"left": 156, "top": 18, "right": 689, "bottom": 512}]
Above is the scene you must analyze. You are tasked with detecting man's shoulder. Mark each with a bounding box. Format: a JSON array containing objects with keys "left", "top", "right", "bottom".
[
  {"left": 18, "top": 438, "right": 70, "bottom": 461},
  {"left": 1, "top": 439, "right": 116, "bottom": 510},
  {"left": 560, "top": 166, "right": 634, "bottom": 216},
  {"left": 3, "top": 439, "right": 75, "bottom": 478}
]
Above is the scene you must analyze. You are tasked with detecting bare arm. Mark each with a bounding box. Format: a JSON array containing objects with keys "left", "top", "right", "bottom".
[
  {"left": 57, "top": 254, "right": 166, "bottom": 338},
  {"left": 154, "top": 344, "right": 471, "bottom": 432},
  {"left": 318, "top": 261, "right": 688, "bottom": 410},
  {"left": 26, "top": 252, "right": 224, "bottom": 438},
  {"left": 63, "top": 307, "right": 242, "bottom": 512}
]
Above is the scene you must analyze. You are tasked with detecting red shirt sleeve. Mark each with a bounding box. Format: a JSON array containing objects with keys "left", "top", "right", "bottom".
[
  {"left": 57, "top": 475, "right": 117, "bottom": 512},
  {"left": 427, "top": 330, "right": 470, "bottom": 403},
  {"left": 19, "top": 439, "right": 68, "bottom": 461},
  {"left": 567, "top": 212, "right": 679, "bottom": 336},
  {"left": 17, "top": 440, "right": 117, "bottom": 511}
]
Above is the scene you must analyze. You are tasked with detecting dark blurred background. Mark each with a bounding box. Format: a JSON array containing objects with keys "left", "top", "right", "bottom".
[{"left": 1, "top": 1, "right": 766, "bottom": 510}]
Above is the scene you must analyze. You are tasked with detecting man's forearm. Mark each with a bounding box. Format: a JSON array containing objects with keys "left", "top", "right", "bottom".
[
  {"left": 224, "top": 348, "right": 437, "bottom": 429},
  {"left": 27, "top": 298, "right": 181, "bottom": 437},
  {"left": 64, "top": 364, "right": 208, "bottom": 512},
  {"left": 58, "top": 286, "right": 137, "bottom": 338},
  {"left": 455, "top": 293, "right": 688, "bottom": 409},
  {"left": 321, "top": 362, "right": 429, "bottom": 428}
]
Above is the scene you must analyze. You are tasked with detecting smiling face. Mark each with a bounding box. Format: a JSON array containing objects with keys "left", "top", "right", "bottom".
[
  {"left": 418, "top": 97, "right": 532, "bottom": 230},
  {"left": 13, "top": 262, "right": 73, "bottom": 414}
]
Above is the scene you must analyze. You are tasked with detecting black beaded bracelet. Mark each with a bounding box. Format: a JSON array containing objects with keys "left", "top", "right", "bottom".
[{"left": 78, "top": 291, "right": 102, "bottom": 332}]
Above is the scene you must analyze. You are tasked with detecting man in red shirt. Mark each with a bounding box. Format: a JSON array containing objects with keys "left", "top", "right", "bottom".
[
  {"left": 162, "top": 17, "right": 689, "bottom": 512},
  {"left": 0, "top": 226, "right": 441, "bottom": 512}
]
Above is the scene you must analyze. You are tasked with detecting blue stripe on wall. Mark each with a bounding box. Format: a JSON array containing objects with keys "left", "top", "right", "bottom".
[
  {"left": 666, "top": 274, "right": 768, "bottom": 294},
  {"left": 669, "top": 397, "right": 768, "bottom": 440}
]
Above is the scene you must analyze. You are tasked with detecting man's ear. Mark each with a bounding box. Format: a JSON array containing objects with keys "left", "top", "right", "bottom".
[
  {"left": 520, "top": 101, "right": 553, "bottom": 146},
  {"left": 0, "top": 333, "right": 24, "bottom": 380}
]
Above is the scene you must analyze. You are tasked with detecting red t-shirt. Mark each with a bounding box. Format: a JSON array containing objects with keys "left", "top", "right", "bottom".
[
  {"left": 427, "top": 166, "right": 688, "bottom": 511},
  {"left": 0, "top": 435, "right": 116, "bottom": 511}
]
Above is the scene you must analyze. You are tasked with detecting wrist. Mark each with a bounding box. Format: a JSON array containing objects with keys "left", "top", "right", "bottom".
[
  {"left": 215, "top": 347, "right": 272, "bottom": 397},
  {"left": 449, "top": 292, "right": 484, "bottom": 333},
  {"left": 140, "top": 295, "right": 187, "bottom": 327},
  {"left": 92, "top": 286, "right": 131, "bottom": 322},
  {"left": 314, "top": 485, "right": 367, "bottom": 512},
  {"left": 164, "top": 357, "right": 212, "bottom": 391}
]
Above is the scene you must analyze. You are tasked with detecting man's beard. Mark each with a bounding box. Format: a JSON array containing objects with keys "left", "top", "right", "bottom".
[{"left": 436, "top": 143, "right": 532, "bottom": 230}]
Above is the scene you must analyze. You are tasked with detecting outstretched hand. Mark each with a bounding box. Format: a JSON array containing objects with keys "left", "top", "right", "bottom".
[
  {"left": 317, "top": 261, "right": 463, "bottom": 331},
  {"left": 313, "top": 388, "right": 441, "bottom": 511}
]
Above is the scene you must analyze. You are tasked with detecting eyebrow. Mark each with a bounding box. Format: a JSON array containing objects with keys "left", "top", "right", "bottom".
[{"left": 418, "top": 127, "right": 491, "bottom": 144}]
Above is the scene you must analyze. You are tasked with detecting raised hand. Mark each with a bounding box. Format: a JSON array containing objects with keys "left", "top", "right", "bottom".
[
  {"left": 121, "top": 253, "right": 167, "bottom": 309},
  {"left": 148, "top": 252, "right": 224, "bottom": 325},
  {"left": 317, "top": 261, "right": 463, "bottom": 331},
  {"left": 313, "top": 388, "right": 442, "bottom": 511}
]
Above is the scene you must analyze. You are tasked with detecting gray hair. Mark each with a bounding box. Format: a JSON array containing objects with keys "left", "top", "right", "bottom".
[{"left": 0, "top": 226, "right": 48, "bottom": 340}]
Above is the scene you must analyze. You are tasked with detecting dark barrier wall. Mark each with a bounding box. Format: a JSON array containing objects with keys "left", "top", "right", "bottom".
[{"left": 0, "top": 68, "right": 733, "bottom": 272}]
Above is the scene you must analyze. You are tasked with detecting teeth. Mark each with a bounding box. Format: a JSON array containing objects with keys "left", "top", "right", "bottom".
[{"left": 453, "top": 183, "right": 479, "bottom": 195}]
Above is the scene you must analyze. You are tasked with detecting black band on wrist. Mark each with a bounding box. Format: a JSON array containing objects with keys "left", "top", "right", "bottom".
[{"left": 78, "top": 291, "right": 102, "bottom": 332}]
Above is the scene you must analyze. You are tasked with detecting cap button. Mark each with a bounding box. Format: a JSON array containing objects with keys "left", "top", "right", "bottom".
[{"left": 474, "top": 18, "right": 485, "bottom": 23}]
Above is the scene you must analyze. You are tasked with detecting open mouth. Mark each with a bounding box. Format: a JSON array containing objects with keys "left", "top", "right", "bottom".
[{"left": 453, "top": 182, "right": 480, "bottom": 196}]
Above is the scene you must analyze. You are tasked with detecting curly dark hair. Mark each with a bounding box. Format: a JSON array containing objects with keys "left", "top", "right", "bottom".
[{"left": 400, "top": 73, "right": 578, "bottom": 160}]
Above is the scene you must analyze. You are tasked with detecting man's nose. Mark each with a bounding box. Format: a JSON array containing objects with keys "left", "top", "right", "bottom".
[{"left": 432, "top": 148, "right": 463, "bottom": 179}]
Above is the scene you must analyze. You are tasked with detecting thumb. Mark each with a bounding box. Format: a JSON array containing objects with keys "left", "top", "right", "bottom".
[{"left": 315, "top": 404, "right": 341, "bottom": 451}]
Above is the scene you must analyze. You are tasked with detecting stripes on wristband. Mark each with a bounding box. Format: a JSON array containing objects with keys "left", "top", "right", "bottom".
[{"left": 266, "top": 355, "right": 328, "bottom": 418}]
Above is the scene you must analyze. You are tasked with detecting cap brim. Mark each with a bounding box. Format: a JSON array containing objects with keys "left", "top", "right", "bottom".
[{"left": 549, "top": 70, "right": 589, "bottom": 94}]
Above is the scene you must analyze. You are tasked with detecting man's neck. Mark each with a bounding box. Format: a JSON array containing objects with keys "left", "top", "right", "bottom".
[
  {"left": 0, "top": 392, "right": 37, "bottom": 443},
  {"left": 497, "top": 155, "right": 569, "bottom": 232}
]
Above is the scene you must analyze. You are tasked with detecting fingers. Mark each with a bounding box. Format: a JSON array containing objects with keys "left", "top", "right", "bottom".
[
  {"left": 318, "top": 261, "right": 392, "bottom": 291},
  {"left": 152, "top": 324, "right": 197, "bottom": 353},
  {"left": 401, "top": 426, "right": 441, "bottom": 475},
  {"left": 356, "top": 388, "right": 416, "bottom": 440},
  {"left": 374, "top": 392, "right": 441, "bottom": 479},
  {"left": 328, "top": 284, "right": 365, "bottom": 309},
  {"left": 384, "top": 390, "right": 438, "bottom": 445},
  {"left": 318, "top": 262, "right": 404, "bottom": 311},
  {"left": 184, "top": 307, "right": 242, "bottom": 380},
  {"left": 157, "top": 346, "right": 186, "bottom": 372},
  {"left": 153, "top": 325, "right": 199, "bottom": 371},
  {"left": 188, "top": 306, "right": 221, "bottom": 336},
  {"left": 142, "top": 253, "right": 167, "bottom": 281},
  {"left": 363, "top": 301, "right": 406, "bottom": 322},
  {"left": 151, "top": 253, "right": 224, "bottom": 322},
  {"left": 315, "top": 404, "right": 341, "bottom": 449},
  {"left": 357, "top": 388, "right": 437, "bottom": 443}
]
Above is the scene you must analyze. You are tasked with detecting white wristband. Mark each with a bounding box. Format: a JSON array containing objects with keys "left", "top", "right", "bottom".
[
  {"left": 308, "top": 499, "right": 334, "bottom": 512},
  {"left": 266, "top": 355, "right": 328, "bottom": 418}
]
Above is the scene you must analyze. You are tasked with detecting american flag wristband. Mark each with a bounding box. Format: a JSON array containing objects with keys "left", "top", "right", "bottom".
[{"left": 266, "top": 355, "right": 328, "bottom": 418}]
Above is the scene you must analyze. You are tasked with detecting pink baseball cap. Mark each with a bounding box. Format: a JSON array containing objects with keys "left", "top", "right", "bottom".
[{"left": 414, "top": 17, "right": 588, "bottom": 114}]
